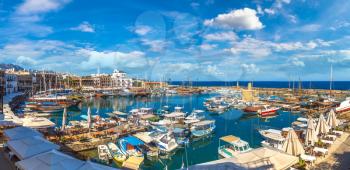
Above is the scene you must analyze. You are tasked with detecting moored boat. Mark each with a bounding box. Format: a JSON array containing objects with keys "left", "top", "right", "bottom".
[
  {"left": 218, "top": 135, "right": 252, "bottom": 158},
  {"left": 190, "top": 120, "right": 216, "bottom": 138},
  {"left": 107, "top": 142, "right": 127, "bottom": 163},
  {"left": 258, "top": 129, "right": 285, "bottom": 150},
  {"left": 98, "top": 144, "right": 112, "bottom": 162},
  {"left": 336, "top": 98, "right": 350, "bottom": 113},
  {"left": 257, "top": 105, "right": 279, "bottom": 116},
  {"left": 118, "top": 136, "right": 144, "bottom": 158}
]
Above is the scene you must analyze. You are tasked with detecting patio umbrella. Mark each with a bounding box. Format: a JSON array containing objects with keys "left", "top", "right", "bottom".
[
  {"left": 282, "top": 129, "right": 305, "bottom": 156},
  {"left": 61, "top": 107, "right": 67, "bottom": 131},
  {"left": 305, "top": 117, "right": 317, "bottom": 146},
  {"left": 315, "top": 113, "right": 329, "bottom": 136},
  {"left": 327, "top": 109, "right": 338, "bottom": 129}
]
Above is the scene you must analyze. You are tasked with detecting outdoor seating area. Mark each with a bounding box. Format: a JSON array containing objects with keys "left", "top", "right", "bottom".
[
  {"left": 294, "top": 109, "right": 346, "bottom": 168},
  {"left": 1, "top": 126, "right": 120, "bottom": 170}
]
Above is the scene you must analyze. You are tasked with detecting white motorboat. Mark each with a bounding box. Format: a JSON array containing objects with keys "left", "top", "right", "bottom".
[
  {"left": 259, "top": 129, "right": 285, "bottom": 150},
  {"left": 186, "top": 110, "right": 205, "bottom": 120}
]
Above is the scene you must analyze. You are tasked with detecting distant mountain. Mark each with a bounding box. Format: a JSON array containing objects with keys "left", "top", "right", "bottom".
[{"left": 0, "top": 64, "right": 24, "bottom": 71}]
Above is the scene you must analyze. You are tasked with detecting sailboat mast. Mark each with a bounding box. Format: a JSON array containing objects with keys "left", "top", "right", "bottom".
[{"left": 330, "top": 64, "right": 333, "bottom": 96}]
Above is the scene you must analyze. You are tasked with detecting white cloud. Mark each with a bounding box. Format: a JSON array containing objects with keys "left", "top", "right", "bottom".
[
  {"left": 140, "top": 39, "right": 168, "bottom": 52},
  {"left": 206, "top": 65, "right": 224, "bottom": 76},
  {"left": 70, "top": 21, "right": 95, "bottom": 33},
  {"left": 264, "top": 8, "right": 275, "bottom": 15},
  {"left": 200, "top": 44, "right": 217, "bottom": 50},
  {"left": 134, "top": 25, "right": 152, "bottom": 36},
  {"left": 190, "top": 2, "right": 200, "bottom": 9},
  {"left": 241, "top": 63, "right": 260, "bottom": 74},
  {"left": 298, "top": 24, "right": 321, "bottom": 32},
  {"left": 16, "top": 56, "right": 38, "bottom": 66},
  {"left": 16, "top": 0, "right": 70, "bottom": 15},
  {"left": 289, "top": 58, "right": 305, "bottom": 67},
  {"left": 257, "top": 5, "right": 264, "bottom": 15},
  {"left": 79, "top": 49, "right": 148, "bottom": 69},
  {"left": 203, "top": 31, "right": 238, "bottom": 41},
  {"left": 229, "top": 37, "right": 331, "bottom": 58},
  {"left": 204, "top": 8, "right": 264, "bottom": 30},
  {"left": 264, "top": 0, "right": 291, "bottom": 16}
]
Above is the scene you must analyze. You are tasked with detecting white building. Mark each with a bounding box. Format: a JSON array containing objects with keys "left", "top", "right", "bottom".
[
  {"left": 5, "top": 69, "right": 18, "bottom": 95},
  {"left": 111, "top": 69, "right": 133, "bottom": 88}
]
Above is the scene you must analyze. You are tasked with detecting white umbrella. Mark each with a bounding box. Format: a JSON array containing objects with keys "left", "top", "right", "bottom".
[
  {"left": 61, "top": 107, "right": 67, "bottom": 131},
  {"left": 87, "top": 106, "right": 92, "bottom": 129},
  {"left": 327, "top": 109, "right": 338, "bottom": 129},
  {"left": 305, "top": 117, "right": 317, "bottom": 146},
  {"left": 282, "top": 129, "right": 305, "bottom": 156},
  {"left": 315, "top": 113, "right": 329, "bottom": 136}
]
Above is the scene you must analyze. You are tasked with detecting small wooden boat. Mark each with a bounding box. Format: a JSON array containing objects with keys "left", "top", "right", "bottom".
[{"left": 107, "top": 142, "right": 127, "bottom": 163}]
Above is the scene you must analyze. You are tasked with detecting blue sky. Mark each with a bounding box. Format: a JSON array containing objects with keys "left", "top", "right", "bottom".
[{"left": 1, "top": 0, "right": 350, "bottom": 81}]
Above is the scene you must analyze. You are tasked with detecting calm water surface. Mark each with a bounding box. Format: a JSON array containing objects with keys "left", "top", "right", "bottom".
[{"left": 49, "top": 94, "right": 301, "bottom": 170}]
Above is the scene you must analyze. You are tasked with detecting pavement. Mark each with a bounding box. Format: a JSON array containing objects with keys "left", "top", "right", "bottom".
[{"left": 312, "top": 132, "right": 350, "bottom": 170}]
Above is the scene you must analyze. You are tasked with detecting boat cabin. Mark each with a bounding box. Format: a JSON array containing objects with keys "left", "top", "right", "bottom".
[{"left": 218, "top": 135, "right": 252, "bottom": 158}]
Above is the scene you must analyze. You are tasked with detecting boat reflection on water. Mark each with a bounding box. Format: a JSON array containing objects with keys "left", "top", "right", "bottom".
[{"left": 190, "top": 134, "right": 214, "bottom": 150}]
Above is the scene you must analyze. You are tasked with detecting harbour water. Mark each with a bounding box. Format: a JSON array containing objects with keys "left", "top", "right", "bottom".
[
  {"left": 48, "top": 94, "right": 301, "bottom": 169},
  {"left": 170, "top": 81, "right": 350, "bottom": 90}
]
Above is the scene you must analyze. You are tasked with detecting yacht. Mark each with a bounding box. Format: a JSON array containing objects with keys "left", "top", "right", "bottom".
[
  {"left": 218, "top": 135, "right": 252, "bottom": 158},
  {"left": 186, "top": 110, "right": 205, "bottom": 120},
  {"left": 151, "top": 131, "right": 179, "bottom": 153},
  {"left": 258, "top": 129, "right": 285, "bottom": 150}
]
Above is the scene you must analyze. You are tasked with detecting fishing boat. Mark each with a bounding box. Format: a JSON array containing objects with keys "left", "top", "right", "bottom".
[
  {"left": 258, "top": 129, "right": 285, "bottom": 150},
  {"left": 98, "top": 145, "right": 112, "bottom": 162},
  {"left": 336, "top": 97, "right": 350, "bottom": 113},
  {"left": 107, "top": 142, "right": 127, "bottom": 163},
  {"left": 118, "top": 136, "right": 144, "bottom": 158},
  {"left": 186, "top": 110, "right": 205, "bottom": 120},
  {"left": 190, "top": 120, "right": 216, "bottom": 138},
  {"left": 257, "top": 105, "right": 279, "bottom": 116},
  {"left": 218, "top": 135, "right": 252, "bottom": 158}
]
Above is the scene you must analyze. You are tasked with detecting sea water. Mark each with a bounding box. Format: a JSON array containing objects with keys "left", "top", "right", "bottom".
[{"left": 49, "top": 94, "right": 301, "bottom": 170}]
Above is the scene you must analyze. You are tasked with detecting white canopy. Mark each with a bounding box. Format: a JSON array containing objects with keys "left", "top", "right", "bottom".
[
  {"left": 282, "top": 129, "right": 305, "bottom": 156},
  {"left": 15, "top": 150, "right": 85, "bottom": 170},
  {"left": 315, "top": 114, "right": 330, "bottom": 136},
  {"left": 327, "top": 109, "right": 338, "bottom": 129},
  {"left": 4, "top": 126, "right": 42, "bottom": 140},
  {"left": 192, "top": 147, "right": 298, "bottom": 170},
  {"left": 78, "top": 160, "right": 118, "bottom": 170},
  {"left": 7, "top": 136, "right": 60, "bottom": 160},
  {"left": 305, "top": 117, "right": 318, "bottom": 146}
]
